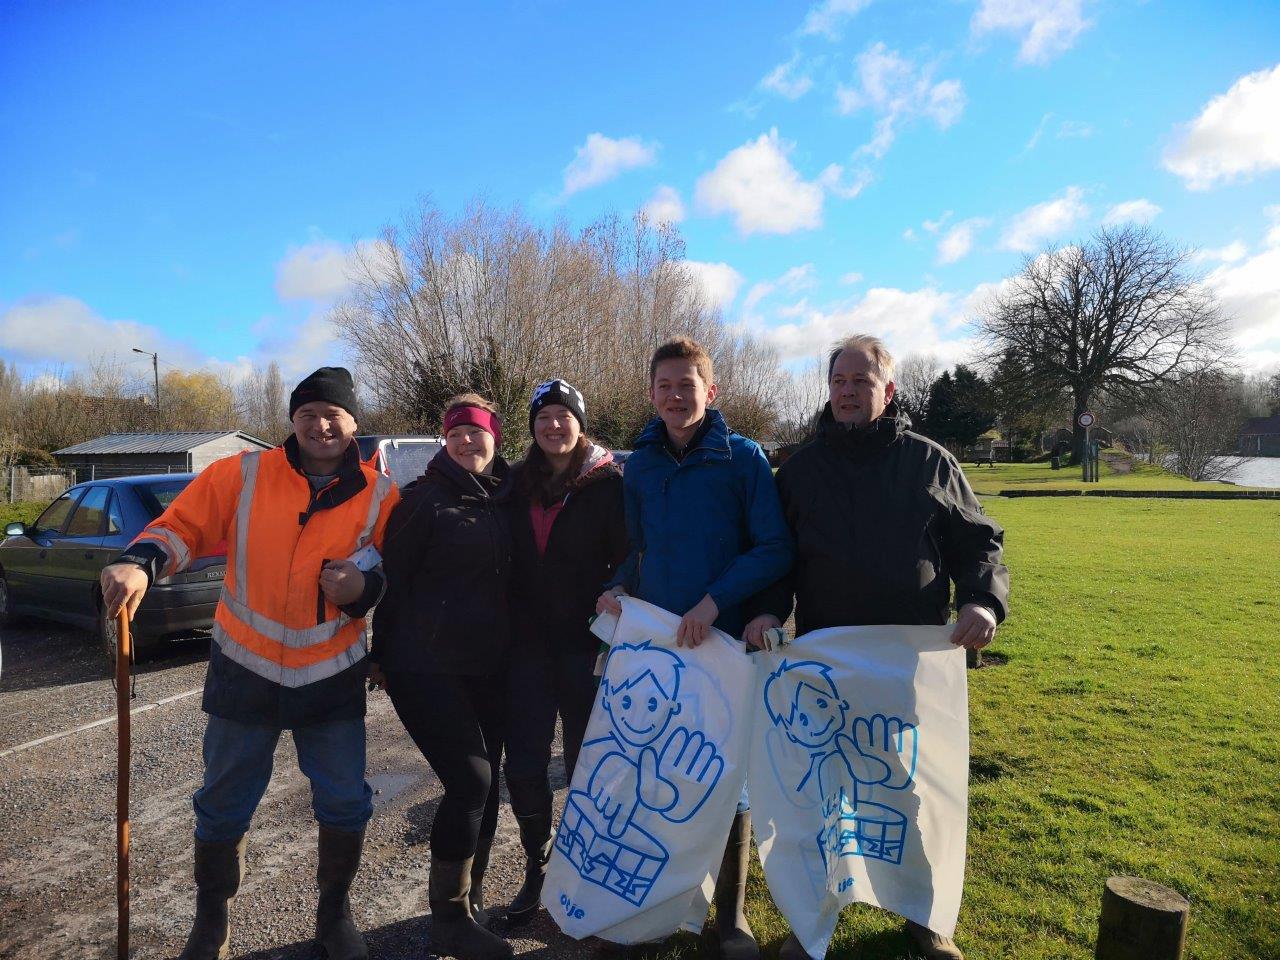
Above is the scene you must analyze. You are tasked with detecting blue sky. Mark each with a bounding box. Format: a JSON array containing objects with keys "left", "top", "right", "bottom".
[{"left": 3, "top": 0, "right": 1279, "bottom": 386}]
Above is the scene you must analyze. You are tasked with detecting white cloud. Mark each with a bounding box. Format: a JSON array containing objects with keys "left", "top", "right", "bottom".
[
  {"left": 1000, "top": 185, "right": 1088, "bottom": 251},
  {"left": 937, "top": 218, "right": 989, "bottom": 264},
  {"left": 0, "top": 295, "right": 191, "bottom": 370},
  {"left": 1057, "top": 119, "right": 1094, "bottom": 139},
  {"left": 1203, "top": 208, "right": 1280, "bottom": 366},
  {"left": 760, "top": 55, "right": 814, "bottom": 99},
  {"left": 680, "top": 260, "right": 745, "bottom": 310},
  {"left": 818, "top": 162, "right": 873, "bottom": 199},
  {"left": 562, "top": 133, "right": 658, "bottom": 197},
  {"left": 800, "top": 0, "right": 873, "bottom": 39},
  {"left": 695, "top": 129, "right": 827, "bottom": 235},
  {"left": 1194, "top": 240, "right": 1249, "bottom": 264},
  {"left": 903, "top": 227, "right": 918, "bottom": 241},
  {"left": 744, "top": 264, "right": 818, "bottom": 313},
  {"left": 922, "top": 211, "right": 953, "bottom": 234},
  {"left": 641, "top": 185, "right": 686, "bottom": 224},
  {"left": 971, "top": 0, "right": 1092, "bottom": 66},
  {"left": 1102, "top": 199, "right": 1162, "bottom": 227},
  {"left": 758, "top": 286, "right": 973, "bottom": 367},
  {"left": 275, "top": 239, "right": 359, "bottom": 301},
  {"left": 839, "top": 271, "right": 864, "bottom": 285},
  {"left": 836, "top": 43, "right": 964, "bottom": 158},
  {"left": 1163, "top": 64, "right": 1280, "bottom": 190}
]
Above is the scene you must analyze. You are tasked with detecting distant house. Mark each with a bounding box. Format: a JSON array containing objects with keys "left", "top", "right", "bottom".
[
  {"left": 53, "top": 431, "right": 274, "bottom": 482},
  {"left": 1239, "top": 415, "right": 1280, "bottom": 456}
]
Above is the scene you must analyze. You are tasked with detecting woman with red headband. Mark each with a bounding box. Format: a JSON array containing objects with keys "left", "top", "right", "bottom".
[{"left": 371, "top": 392, "right": 516, "bottom": 960}]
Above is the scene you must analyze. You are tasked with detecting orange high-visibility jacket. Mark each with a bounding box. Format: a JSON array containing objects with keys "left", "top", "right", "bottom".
[{"left": 125, "top": 437, "right": 400, "bottom": 726}]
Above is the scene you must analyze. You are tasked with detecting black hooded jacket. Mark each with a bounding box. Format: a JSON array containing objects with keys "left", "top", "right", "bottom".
[
  {"left": 754, "top": 401, "right": 1009, "bottom": 633},
  {"left": 508, "top": 452, "right": 628, "bottom": 656},
  {"left": 372, "top": 447, "right": 514, "bottom": 676}
]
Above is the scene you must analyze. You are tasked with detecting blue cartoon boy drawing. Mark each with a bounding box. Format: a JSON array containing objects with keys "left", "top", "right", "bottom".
[
  {"left": 763, "top": 660, "right": 918, "bottom": 869},
  {"left": 553, "top": 641, "right": 724, "bottom": 905}
]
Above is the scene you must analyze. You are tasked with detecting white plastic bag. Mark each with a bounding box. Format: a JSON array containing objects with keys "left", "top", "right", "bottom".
[
  {"left": 542, "top": 597, "right": 757, "bottom": 943},
  {"left": 748, "top": 625, "right": 969, "bottom": 958}
]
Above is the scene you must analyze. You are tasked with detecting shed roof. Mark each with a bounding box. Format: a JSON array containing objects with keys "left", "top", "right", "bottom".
[
  {"left": 1241, "top": 415, "right": 1280, "bottom": 435},
  {"left": 54, "top": 431, "right": 273, "bottom": 455}
]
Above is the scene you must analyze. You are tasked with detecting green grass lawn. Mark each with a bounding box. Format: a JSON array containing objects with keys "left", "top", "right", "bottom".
[
  {"left": 963, "top": 456, "right": 1254, "bottom": 496},
  {"left": 641, "top": 496, "right": 1280, "bottom": 959}
]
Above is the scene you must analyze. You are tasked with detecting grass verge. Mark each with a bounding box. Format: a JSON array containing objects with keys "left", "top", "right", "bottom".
[{"left": 633, "top": 497, "right": 1279, "bottom": 959}]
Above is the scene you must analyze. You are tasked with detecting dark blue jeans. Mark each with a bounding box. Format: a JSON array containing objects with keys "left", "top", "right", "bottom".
[{"left": 193, "top": 715, "right": 372, "bottom": 843}]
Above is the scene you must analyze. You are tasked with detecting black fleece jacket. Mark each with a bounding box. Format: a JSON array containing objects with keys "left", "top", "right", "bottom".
[
  {"left": 753, "top": 402, "right": 1009, "bottom": 633},
  {"left": 508, "top": 458, "right": 628, "bottom": 656},
  {"left": 372, "top": 447, "right": 514, "bottom": 676}
]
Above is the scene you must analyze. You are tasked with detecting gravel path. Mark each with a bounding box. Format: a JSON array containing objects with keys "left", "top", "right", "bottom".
[{"left": 0, "top": 622, "right": 693, "bottom": 959}]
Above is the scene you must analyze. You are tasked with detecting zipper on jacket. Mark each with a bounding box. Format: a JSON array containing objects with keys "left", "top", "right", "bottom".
[{"left": 317, "top": 566, "right": 328, "bottom": 625}]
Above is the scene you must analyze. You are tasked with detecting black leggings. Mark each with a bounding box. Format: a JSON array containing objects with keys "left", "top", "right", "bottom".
[
  {"left": 386, "top": 671, "right": 503, "bottom": 861},
  {"left": 502, "top": 649, "right": 599, "bottom": 819}
]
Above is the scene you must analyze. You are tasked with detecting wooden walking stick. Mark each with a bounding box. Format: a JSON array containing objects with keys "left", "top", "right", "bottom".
[{"left": 115, "top": 608, "right": 133, "bottom": 960}]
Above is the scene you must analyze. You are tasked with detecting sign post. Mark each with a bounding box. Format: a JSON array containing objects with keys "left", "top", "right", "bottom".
[{"left": 1078, "top": 412, "right": 1097, "bottom": 482}]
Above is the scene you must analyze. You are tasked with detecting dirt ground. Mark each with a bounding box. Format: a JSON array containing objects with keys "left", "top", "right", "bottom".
[{"left": 0, "top": 620, "right": 648, "bottom": 959}]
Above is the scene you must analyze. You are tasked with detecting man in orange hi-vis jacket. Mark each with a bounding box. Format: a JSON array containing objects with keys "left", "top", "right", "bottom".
[{"left": 100, "top": 367, "right": 399, "bottom": 960}]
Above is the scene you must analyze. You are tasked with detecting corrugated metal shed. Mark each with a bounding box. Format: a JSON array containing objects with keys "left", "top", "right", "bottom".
[{"left": 54, "top": 432, "right": 271, "bottom": 455}]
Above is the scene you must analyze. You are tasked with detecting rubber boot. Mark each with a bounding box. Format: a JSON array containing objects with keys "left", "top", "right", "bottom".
[
  {"left": 429, "top": 857, "right": 514, "bottom": 960},
  {"left": 469, "top": 836, "right": 494, "bottom": 928},
  {"left": 177, "top": 834, "right": 246, "bottom": 960},
  {"left": 315, "top": 826, "right": 368, "bottom": 960},
  {"left": 779, "top": 932, "right": 812, "bottom": 960},
  {"left": 905, "top": 920, "right": 965, "bottom": 960},
  {"left": 506, "top": 812, "right": 553, "bottom": 925},
  {"left": 713, "top": 811, "right": 760, "bottom": 960}
]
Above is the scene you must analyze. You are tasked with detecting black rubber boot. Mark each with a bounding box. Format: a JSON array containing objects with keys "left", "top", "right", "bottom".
[
  {"left": 905, "top": 919, "right": 965, "bottom": 959},
  {"left": 177, "top": 834, "right": 246, "bottom": 960},
  {"left": 713, "top": 811, "right": 760, "bottom": 960},
  {"left": 315, "top": 826, "right": 368, "bottom": 960},
  {"left": 470, "top": 835, "right": 494, "bottom": 928},
  {"left": 779, "top": 932, "right": 813, "bottom": 960},
  {"left": 506, "top": 812, "right": 553, "bottom": 925},
  {"left": 429, "top": 857, "right": 514, "bottom": 960}
]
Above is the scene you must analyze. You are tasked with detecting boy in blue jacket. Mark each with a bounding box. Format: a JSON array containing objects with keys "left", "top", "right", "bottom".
[{"left": 597, "top": 336, "right": 792, "bottom": 960}]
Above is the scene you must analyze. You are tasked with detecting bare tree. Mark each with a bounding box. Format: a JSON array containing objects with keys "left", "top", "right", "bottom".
[
  {"left": 975, "top": 226, "right": 1229, "bottom": 462},
  {"left": 894, "top": 353, "right": 940, "bottom": 428},
  {"left": 772, "top": 357, "right": 828, "bottom": 447},
  {"left": 1144, "top": 367, "right": 1247, "bottom": 481},
  {"left": 332, "top": 199, "right": 781, "bottom": 452},
  {"left": 237, "top": 361, "right": 289, "bottom": 443}
]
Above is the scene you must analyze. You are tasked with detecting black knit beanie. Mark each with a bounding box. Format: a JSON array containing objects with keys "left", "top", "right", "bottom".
[
  {"left": 289, "top": 366, "right": 359, "bottom": 419},
  {"left": 529, "top": 379, "right": 586, "bottom": 435}
]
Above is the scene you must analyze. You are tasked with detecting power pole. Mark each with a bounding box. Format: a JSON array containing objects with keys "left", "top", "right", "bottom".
[{"left": 132, "top": 348, "right": 161, "bottom": 428}]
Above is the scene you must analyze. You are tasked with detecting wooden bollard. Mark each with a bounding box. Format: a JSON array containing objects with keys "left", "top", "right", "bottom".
[{"left": 1095, "top": 875, "right": 1189, "bottom": 960}]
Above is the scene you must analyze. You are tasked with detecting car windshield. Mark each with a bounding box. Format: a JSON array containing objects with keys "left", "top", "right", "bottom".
[
  {"left": 135, "top": 479, "right": 194, "bottom": 520},
  {"left": 384, "top": 441, "right": 441, "bottom": 488}
]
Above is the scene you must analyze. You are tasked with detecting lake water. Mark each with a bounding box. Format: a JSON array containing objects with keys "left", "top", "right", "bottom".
[{"left": 1222, "top": 456, "right": 1280, "bottom": 489}]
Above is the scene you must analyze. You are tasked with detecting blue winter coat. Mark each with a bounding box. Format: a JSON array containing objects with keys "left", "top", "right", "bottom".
[{"left": 612, "top": 408, "right": 793, "bottom": 639}]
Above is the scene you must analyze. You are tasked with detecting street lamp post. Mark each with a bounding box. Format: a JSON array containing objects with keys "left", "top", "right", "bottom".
[{"left": 132, "top": 348, "right": 160, "bottom": 426}]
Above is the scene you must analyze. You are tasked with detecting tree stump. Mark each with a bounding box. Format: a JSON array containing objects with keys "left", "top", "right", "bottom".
[{"left": 1095, "top": 875, "right": 1189, "bottom": 960}]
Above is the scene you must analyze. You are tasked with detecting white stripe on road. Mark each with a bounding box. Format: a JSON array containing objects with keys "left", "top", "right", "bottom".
[{"left": 0, "top": 686, "right": 203, "bottom": 758}]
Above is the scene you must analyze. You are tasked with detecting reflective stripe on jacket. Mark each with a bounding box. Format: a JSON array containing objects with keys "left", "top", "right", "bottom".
[{"left": 130, "top": 438, "right": 399, "bottom": 726}]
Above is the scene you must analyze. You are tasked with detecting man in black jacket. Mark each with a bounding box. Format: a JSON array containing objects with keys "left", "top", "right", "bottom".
[{"left": 745, "top": 334, "right": 1008, "bottom": 960}]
